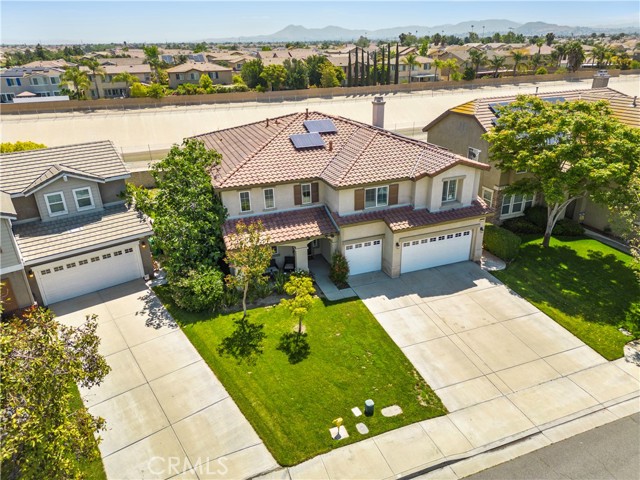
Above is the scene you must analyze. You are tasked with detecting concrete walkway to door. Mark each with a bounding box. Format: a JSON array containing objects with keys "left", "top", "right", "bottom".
[{"left": 52, "top": 280, "right": 278, "bottom": 480}]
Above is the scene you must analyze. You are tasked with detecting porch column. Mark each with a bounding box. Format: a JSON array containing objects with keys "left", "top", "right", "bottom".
[{"left": 294, "top": 245, "right": 309, "bottom": 272}]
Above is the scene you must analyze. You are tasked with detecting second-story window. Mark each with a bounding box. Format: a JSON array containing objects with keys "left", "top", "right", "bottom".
[
  {"left": 51, "top": 77, "right": 59, "bottom": 84},
  {"left": 240, "top": 191, "right": 251, "bottom": 212},
  {"left": 442, "top": 179, "right": 458, "bottom": 203},
  {"left": 44, "top": 192, "right": 67, "bottom": 216},
  {"left": 301, "top": 184, "right": 312, "bottom": 204},
  {"left": 365, "top": 186, "right": 388, "bottom": 208},
  {"left": 73, "top": 187, "right": 95, "bottom": 211},
  {"left": 263, "top": 188, "right": 275, "bottom": 209}
]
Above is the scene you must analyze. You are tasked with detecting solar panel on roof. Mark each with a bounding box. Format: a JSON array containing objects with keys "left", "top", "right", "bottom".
[
  {"left": 303, "top": 119, "right": 337, "bottom": 134},
  {"left": 488, "top": 102, "right": 511, "bottom": 115},
  {"left": 290, "top": 132, "right": 326, "bottom": 149}
]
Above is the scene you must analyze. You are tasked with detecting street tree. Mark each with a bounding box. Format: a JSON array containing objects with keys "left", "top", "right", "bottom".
[
  {"left": 225, "top": 220, "right": 272, "bottom": 320},
  {"left": 484, "top": 95, "right": 640, "bottom": 247},
  {"left": 1, "top": 307, "right": 110, "bottom": 480}
]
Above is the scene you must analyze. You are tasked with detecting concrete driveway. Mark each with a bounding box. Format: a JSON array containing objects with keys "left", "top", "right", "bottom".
[
  {"left": 352, "top": 262, "right": 640, "bottom": 449},
  {"left": 52, "top": 280, "right": 277, "bottom": 480}
]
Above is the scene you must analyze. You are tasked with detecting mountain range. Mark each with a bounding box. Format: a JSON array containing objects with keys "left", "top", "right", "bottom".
[{"left": 206, "top": 19, "right": 639, "bottom": 42}]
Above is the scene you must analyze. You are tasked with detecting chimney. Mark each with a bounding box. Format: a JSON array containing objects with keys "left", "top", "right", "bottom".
[
  {"left": 372, "top": 96, "right": 385, "bottom": 129},
  {"left": 591, "top": 70, "right": 610, "bottom": 89}
]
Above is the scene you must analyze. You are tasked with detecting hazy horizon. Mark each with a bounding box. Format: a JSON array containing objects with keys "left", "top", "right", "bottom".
[{"left": 2, "top": 1, "right": 639, "bottom": 44}]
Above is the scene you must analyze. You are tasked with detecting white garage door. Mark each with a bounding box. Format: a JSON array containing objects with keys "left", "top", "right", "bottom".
[
  {"left": 344, "top": 239, "right": 382, "bottom": 275},
  {"left": 401, "top": 230, "right": 472, "bottom": 274},
  {"left": 34, "top": 242, "right": 144, "bottom": 305}
]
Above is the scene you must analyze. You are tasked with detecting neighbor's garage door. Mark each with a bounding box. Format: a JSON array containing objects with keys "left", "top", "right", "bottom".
[
  {"left": 400, "top": 230, "right": 472, "bottom": 274},
  {"left": 34, "top": 242, "right": 144, "bottom": 305},
  {"left": 344, "top": 239, "right": 382, "bottom": 275}
]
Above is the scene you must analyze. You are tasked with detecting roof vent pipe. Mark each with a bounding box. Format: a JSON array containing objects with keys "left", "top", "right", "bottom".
[
  {"left": 328, "top": 140, "right": 333, "bottom": 151},
  {"left": 372, "top": 96, "right": 386, "bottom": 129},
  {"left": 305, "top": 108, "right": 309, "bottom": 119},
  {"left": 266, "top": 118, "right": 269, "bottom": 127},
  {"left": 634, "top": 96, "right": 637, "bottom": 108}
]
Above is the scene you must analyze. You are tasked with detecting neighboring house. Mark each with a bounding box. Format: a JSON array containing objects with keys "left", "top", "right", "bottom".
[
  {"left": 87, "top": 64, "right": 152, "bottom": 98},
  {"left": 22, "top": 59, "right": 77, "bottom": 69},
  {"left": 207, "top": 54, "right": 253, "bottom": 72},
  {"left": 0, "top": 141, "right": 154, "bottom": 308},
  {"left": 194, "top": 100, "right": 491, "bottom": 278},
  {"left": 0, "top": 67, "right": 65, "bottom": 103},
  {"left": 166, "top": 62, "right": 233, "bottom": 89},
  {"left": 422, "top": 86, "right": 640, "bottom": 228}
]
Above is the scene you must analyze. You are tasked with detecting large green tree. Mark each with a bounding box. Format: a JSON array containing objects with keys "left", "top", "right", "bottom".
[
  {"left": 468, "top": 49, "right": 488, "bottom": 78},
  {"left": 511, "top": 50, "right": 527, "bottom": 76},
  {"left": 0, "top": 141, "right": 46, "bottom": 153},
  {"left": 260, "top": 64, "right": 287, "bottom": 91},
  {"left": 565, "top": 41, "right": 585, "bottom": 72},
  {"left": 81, "top": 58, "right": 106, "bottom": 99},
  {"left": 1, "top": 307, "right": 110, "bottom": 480},
  {"left": 305, "top": 55, "right": 328, "bottom": 87},
  {"left": 129, "top": 139, "right": 227, "bottom": 277},
  {"left": 112, "top": 71, "right": 140, "bottom": 97},
  {"left": 240, "top": 59, "right": 265, "bottom": 89},
  {"left": 484, "top": 95, "right": 640, "bottom": 247},
  {"left": 283, "top": 58, "right": 309, "bottom": 90}
]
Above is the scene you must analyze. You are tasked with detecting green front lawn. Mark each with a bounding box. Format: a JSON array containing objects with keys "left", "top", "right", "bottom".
[
  {"left": 69, "top": 385, "right": 107, "bottom": 480},
  {"left": 493, "top": 236, "right": 639, "bottom": 360},
  {"left": 154, "top": 287, "right": 446, "bottom": 466}
]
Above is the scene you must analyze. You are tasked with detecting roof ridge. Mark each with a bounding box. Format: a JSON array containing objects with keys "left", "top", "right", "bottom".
[
  {"left": 0, "top": 140, "right": 114, "bottom": 157},
  {"left": 193, "top": 112, "right": 299, "bottom": 139},
  {"left": 218, "top": 113, "right": 302, "bottom": 187}
]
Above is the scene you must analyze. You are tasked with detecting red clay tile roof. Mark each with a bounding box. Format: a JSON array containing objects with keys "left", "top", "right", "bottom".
[
  {"left": 222, "top": 206, "right": 338, "bottom": 249},
  {"left": 194, "top": 111, "right": 489, "bottom": 190},
  {"left": 423, "top": 88, "right": 639, "bottom": 133},
  {"left": 332, "top": 199, "right": 492, "bottom": 232}
]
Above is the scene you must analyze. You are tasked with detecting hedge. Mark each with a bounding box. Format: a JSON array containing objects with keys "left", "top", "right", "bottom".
[{"left": 483, "top": 224, "right": 522, "bottom": 262}]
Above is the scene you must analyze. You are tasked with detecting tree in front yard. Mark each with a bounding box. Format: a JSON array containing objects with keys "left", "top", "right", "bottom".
[
  {"left": 280, "top": 274, "right": 316, "bottom": 335},
  {"left": 225, "top": 220, "right": 273, "bottom": 320},
  {"left": 484, "top": 95, "right": 640, "bottom": 248},
  {"left": 1, "top": 307, "right": 110, "bottom": 480}
]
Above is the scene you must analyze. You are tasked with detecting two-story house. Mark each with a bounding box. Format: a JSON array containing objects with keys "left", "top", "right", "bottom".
[
  {"left": 87, "top": 64, "right": 152, "bottom": 99},
  {"left": 166, "top": 62, "right": 233, "bottom": 89},
  {"left": 0, "top": 67, "right": 65, "bottom": 103},
  {"left": 194, "top": 99, "right": 491, "bottom": 278},
  {"left": 422, "top": 86, "right": 639, "bottom": 228},
  {"left": 0, "top": 141, "right": 154, "bottom": 309}
]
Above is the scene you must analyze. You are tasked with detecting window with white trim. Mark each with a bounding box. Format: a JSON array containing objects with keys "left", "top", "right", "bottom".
[
  {"left": 44, "top": 192, "right": 67, "bottom": 216},
  {"left": 442, "top": 179, "right": 458, "bottom": 203},
  {"left": 240, "top": 191, "right": 251, "bottom": 212},
  {"left": 72, "top": 187, "right": 94, "bottom": 211},
  {"left": 482, "top": 187, "right": 494, "bottom": 207},
  {"left": 501, "top": 193, "right": 534, "bottom": 216},
  {"left": 364, "top": 186, "right": 388, "bottom": 208},
  {"left": 263, "top": 188, "right": 275, "bottom": 209},
  {"left": 301, "top": 183, "right": 312, "bottom": 204}
]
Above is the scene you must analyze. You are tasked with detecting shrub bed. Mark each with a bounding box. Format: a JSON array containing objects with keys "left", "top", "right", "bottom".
[{"left": 483, "top": 223, "right": 522, "bottom": 261}]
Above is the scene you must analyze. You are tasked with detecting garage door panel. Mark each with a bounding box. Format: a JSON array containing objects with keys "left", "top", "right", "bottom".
[
  {"left": 345, "top": 239, "right": 382, "bottom": 275},
  {"left": 35, "top": 242, "right": 144, "bottom": 305},
  {"left": 401, "top": 230, "right": 472, "bottom": 274}
]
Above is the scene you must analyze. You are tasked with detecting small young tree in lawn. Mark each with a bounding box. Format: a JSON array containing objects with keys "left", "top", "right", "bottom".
[
  {"left": 280, "top": 274, "right": 315, "bottom": 335},
  {"left": 225, "top": 220, "right": 273, "bottom": 320},
  {"left": 484, "top": 95, "right": 640, "bottom": 248},
  {"left": 1, "top": 307, "right": 110, "bottom": 479}
]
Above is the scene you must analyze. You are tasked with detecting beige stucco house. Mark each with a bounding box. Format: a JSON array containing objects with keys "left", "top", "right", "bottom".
[
  {"left": 0, "top": 141, "right": 154, "bottom": 312},
  {"left": 422, "top": 86, "right": 640, "bottom": 229},
  {"left": 0, "top": 66, "right": 65, "bottom": 103},
  {"left": 194, "top": 100, "right": 492, "bottom": 279},
  {"left": 166, "top": 62, "right": 233, "bottom": 89},
  {"left": 87, "top": 64, "right": 152, "bottom": 99}
]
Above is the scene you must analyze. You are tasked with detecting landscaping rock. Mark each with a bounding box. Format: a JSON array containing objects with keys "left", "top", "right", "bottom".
[
  {"left": 381, "top": 405, "right": 403, "bottom": 417},
  {"left": 351, "top": 407, "right": 362, "bottom": 417},
  {"left": 624, "top": 340, "right": 640, "bottom": 366},
  {"left": 356, "top": 423, "right": 369, "bottom": 435},
  {"left": 329, "top": 425, "right": 349, "bottom": 440}
]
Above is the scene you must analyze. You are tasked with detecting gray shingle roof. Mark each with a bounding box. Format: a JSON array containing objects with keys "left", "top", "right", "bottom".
[
  {"left": 0, "top": 141, "right": 129, "bottom": 196},
  {"left": 13, "top": 204, "right": 152, "bottom": 264}
]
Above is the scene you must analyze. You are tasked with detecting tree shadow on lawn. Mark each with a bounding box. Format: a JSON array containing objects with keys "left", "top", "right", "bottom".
[
  {"left": 217, "top": 316, "right": 267, "bottom": 366},
  {"left": 504, "top": 242, "right": 639, "bottom": 329},
  {"left": 276, "top": 332, "right": 310, "bottom": 364}
]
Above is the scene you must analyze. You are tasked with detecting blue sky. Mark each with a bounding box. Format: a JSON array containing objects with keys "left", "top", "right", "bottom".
[{"left": 2, "top": 1, "right": 639, "bottom": 44}]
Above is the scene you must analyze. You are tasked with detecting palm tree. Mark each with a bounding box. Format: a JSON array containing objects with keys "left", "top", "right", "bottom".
[
  {"left": 536, "top": 38, "right": 544, "bottom": 55},
  {"left": 443, "top": 58, "right": 459, "bottom": 81},
  {"left": 511, "top": 50, "right": 526, "bottom": 76},
  {"left": 488, "top": 55, "right": 506, "bottom": 78},
  {"left": 402, "top": 53, "right": 420, "bottom": 83},
  {"left": 565, "top": 41, "right": 585, "bottom": 72},
  {"left": 82, "top": 59, "right": 106, "bottom": 99},
  {"left": 143, "top": 45, "right": 161, "bottom": 81},
  {"left": 433, "top": 58, "right": 444, "bottom": 81},
  {"left": 60, "top": 67, "right": 91, "bottom": 100},
  {"left": 468, "top": 49, "right": 487, "bottom": 78},
  {"left": 529, "top": 53, "right": 543, "bottom": 71},
  {"left": 554, "top": 44, "right": 567, "bottom": 67},
  {"left": 112, "top": 72, "right": 140, "bottom": 97}
]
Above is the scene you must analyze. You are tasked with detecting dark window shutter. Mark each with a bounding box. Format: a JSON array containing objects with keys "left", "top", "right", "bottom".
[
  {"left": 354, "top": 188, "right": 364, "bottom": 210},
  {"left": 389, "top": 184, "right": 399, "bottom": 205},
  {"left": 311, "top": 182, "right": 319, "bottom": 203},
  {"left": 294, "top": 184, "right": 302, "bottom": 205}
]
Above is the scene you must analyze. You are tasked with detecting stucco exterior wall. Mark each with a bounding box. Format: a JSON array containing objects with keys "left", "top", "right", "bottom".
[{"left": 429, "top": 164, "right": 480, "bottom": 212}]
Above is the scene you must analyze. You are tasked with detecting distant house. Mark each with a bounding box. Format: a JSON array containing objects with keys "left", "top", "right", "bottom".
[
  {"left": 166, "top": 62, "right": 233, "bottom": 89},
  {"left": 0, "top": 141, "right": 154, "bottom": 311},
  {"left": 0, "top": 67, "right": 65, "bottom": 103},
  {"left": 206, "top": 53, "right": 254, "bottom": 72},
  {"left": 87, "top": 64, "right": 152, "bottom": 99},
  {"left": 422, "top": 86, "right": 639, "bottom": 228}
]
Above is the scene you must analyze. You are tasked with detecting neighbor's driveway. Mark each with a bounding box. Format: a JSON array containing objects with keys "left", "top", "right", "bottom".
[
  {"left": 52, "top": 280, "right": 277, "bottom": 480},
  {"left": 352, "top": 262, "right": 640, "bottom": 448}
]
